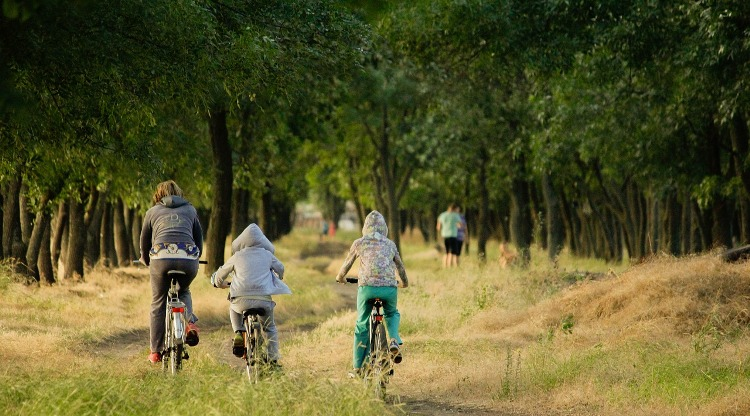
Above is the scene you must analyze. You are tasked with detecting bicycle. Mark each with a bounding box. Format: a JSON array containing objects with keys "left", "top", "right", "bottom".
[
  {"left": 240, "top": 307, "right": 269, "bottom": 383},
  {"left": 135, "top": 259, "right": 205, "bottom": 375},
  {"left": 162, "top": 270, "right": 190, "bottom": 375},
  {"left": 344, "top": 277, "right": 395, "bottom": 399}
]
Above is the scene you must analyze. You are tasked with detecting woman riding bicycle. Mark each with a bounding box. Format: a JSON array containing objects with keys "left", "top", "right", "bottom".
[
  {"left": 335, "top": 210, "right": 409, "bottom": 375},
  {"left": 139, "top": 180, "right": 203, "bottom": 364}
]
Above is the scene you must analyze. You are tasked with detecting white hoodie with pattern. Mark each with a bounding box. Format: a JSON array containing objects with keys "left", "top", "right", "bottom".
[{"left": 336, "top": 211, "right": 408, "bottom": 288}]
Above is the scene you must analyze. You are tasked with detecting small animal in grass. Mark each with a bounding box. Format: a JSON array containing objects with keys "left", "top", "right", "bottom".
[{"left": 498, "top": 242, "right": 518, "bottom": 268}]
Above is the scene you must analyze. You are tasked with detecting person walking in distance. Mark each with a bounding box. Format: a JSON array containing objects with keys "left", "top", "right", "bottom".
[
  {"left": 140, "top": 180, "right": 203, "bottom": 364},
  {"left": 437, "top": 203, "right": 462, "bottom": 268},
  {"left": 455, "top": 205, "right": 469, "bottom": 265}
]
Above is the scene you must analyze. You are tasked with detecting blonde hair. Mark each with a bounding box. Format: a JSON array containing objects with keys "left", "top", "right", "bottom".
[{"left": 152, "top": 180, "right": 184, "bottom": 205}]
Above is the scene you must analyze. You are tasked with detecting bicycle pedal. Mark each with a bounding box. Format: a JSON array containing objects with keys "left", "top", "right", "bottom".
[{"left": 183, "top": 352, "right": 190, "bottom": 360}]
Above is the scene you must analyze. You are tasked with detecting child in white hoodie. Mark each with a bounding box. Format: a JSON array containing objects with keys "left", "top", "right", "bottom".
[{"left": 211, "top": 224, "right": 290, "bottom": 364}]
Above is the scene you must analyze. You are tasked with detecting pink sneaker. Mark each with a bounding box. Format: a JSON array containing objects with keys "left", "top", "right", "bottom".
[
  {"left": 148, "top": 352, "right": 162, "bottom": 364},
  {"left": 186, "top": 323, "right": 199, "bottom": 346}
]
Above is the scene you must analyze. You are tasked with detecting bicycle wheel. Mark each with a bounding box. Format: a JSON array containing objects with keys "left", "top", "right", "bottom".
[
  {"left": 369, "top": 322, "right": 389, "bottom": 398},
  {"left": 246, "top": 321, "right": 262, "bottom": 383},
  {"left": 171, "top": 341, "right": 183, "bottom": 375},
  {"left": 162, "top": 306, "right": 171, "bottom": 372},
  {"left": 170, "top": 313, "right": 184, "bottom": 375}
]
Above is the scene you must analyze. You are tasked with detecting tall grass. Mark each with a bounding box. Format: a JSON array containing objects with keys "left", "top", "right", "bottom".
[{"left": 3, "top": 228, "right": 750, "bottom": 415}]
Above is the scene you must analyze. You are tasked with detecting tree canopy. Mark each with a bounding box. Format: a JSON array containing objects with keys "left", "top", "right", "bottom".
[{"left": 2, "top": 0, "right": 750, "bottom": 282}]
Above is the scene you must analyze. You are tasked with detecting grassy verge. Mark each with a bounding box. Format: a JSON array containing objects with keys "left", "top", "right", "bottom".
[{"left": 3, "top": 228, "right": 750, "bottom": 415}]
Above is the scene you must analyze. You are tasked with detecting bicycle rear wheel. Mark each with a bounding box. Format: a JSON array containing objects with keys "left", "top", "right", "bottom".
[
  {"left": 246, "top": 321, "right": 263, "bottom": 383},
  {"left": 162, "top": 310, "right": 171, "bottom": 372},
  {"left": 171, "top": 341, "right": 183, "bottom": 375},
  {"left": 369, "top": 322, "right": 389, "bottom": 399}
]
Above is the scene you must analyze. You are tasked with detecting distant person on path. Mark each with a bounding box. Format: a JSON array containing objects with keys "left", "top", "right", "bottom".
[
  {"left": 437, "top": 203, "right": 462, "bottom": 268},
  {"left": 455, "top": 205, "right": 469, "bottom": 263},
  {"left": 140, "top": 180, "right": 203, "bottom": 364},
  {"left": 210, "top": 223, "right": 290, "bottom": 367},
  {"left": 320, "top": 219, "right": 329, "bottom": 241},
  {"left": 335, "top": 210, "right": 409, "bottom": 376}
]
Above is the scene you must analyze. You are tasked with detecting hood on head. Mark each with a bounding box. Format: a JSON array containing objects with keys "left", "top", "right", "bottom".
[
  {"left": 161, "top": 195, "right": 188, "bottom": 208},
  {"left": 362, "top": 210, "right": 388, "bottom": 238},
  {"left": 231, "top": 223, "right": 275, "bottom": 254}
]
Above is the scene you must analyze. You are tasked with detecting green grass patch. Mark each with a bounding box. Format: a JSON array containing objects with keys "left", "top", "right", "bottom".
[{"left": 0, "top": 362, "right": 396, "bottom": 416}]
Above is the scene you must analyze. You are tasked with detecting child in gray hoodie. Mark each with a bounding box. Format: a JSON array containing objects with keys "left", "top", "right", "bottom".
[{"left": 211, "top": 224, "right": 290, "bottom": 364}]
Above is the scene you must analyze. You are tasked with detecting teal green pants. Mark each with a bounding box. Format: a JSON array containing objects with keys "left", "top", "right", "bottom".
[{"left": 353, "top": 285, "right": 402, "bottom": 369}]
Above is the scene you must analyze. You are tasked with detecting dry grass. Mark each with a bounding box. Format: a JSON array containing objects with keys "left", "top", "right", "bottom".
[{"left": 3, "top": 231, "right": 750, "bottom": 415}]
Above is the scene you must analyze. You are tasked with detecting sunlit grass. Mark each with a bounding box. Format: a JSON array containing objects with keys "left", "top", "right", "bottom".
[{"left": 3, "top": 227, "right": 750, "bottom": 415}]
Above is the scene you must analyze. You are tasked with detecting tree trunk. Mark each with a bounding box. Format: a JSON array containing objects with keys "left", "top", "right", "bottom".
[
  {"left": 348, "top": 155, "right": 366, "bottom": 227},
  {"left": 712, "top": 199, "right": 732, "bottom": 248},
  {"left": 113, "top": 198, "right": 130, "bottom": 266},
  {"left": 375, "top": 104, "right": 402, "bottom": 252},
  {"left": 51, "top": 200, "right": 67, "bottom": 274},
  {"left": 38, "top": 222, "right": 54, "bottom": 285},
  {"left": 509, "top": 158, "right": 532, "bottom": 266},
  {"left": 63, "top": 195, "right": 85, "bottom": 281},
  {"left": 666, "top": 194, "right": 681, "bottom": 255},
  {"left": 123, "top": 204, "right": 135, "bottom": 260},
  {"left": 648, "top": 196, "right": 660, "bottom": 255},
  {"left": 207, "top": 109, "right": 233, "bottom": 273},
  {"left": 542, "top": 173, "right": 564, "bottom": 262},
  {"left": 131, "top": 208, "right": 142, "bottom": 261},
  {"left": 3, "top": 176, "right": 21, "bottom": 259},
  {"left": 730, "top": 112, "right": 750, "bottom": 196},
  {"left": 696, "top": 201, "right": 712, "bottom": 251},
  {"left": 560, "top": 190, "right": 580, "bottom": 256},
  {"left": 476, "top": 147, "right": 490, "bottom": 260},
  {"left": 681, "top": 194, "right": 690, "bottom": 254},
  {"left": 84, "top": 189, "right": 106, "bottom": 268},
  {"left": 231, "top": 187, "right": 250, "bottom": 238},
  {"left": 19, "top": 182, "right": 31, "bottom": 245},
  {"left": 100, "top": 202, "right": 114, "bottom": 268},
  {"left": 705, "top": 119, "right": 731, "bottom": 248},
  {"left": 24, "top": 193, "right": 51, "bottom": 280},
  {"left": 259, "top": 188, "right": 273, "bottom": 238}
]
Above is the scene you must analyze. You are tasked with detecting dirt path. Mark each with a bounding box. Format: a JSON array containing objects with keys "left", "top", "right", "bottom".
[{"left": 90, "top": 245, "right": 529, "bottom": 416}]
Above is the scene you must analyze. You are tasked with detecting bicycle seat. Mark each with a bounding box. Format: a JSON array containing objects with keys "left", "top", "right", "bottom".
[
  {"left": 243, "top": 308, "right": 266, "bottom": 317},
  {"left": 167, "top": 270, "right": 187, "bottom": 276}
]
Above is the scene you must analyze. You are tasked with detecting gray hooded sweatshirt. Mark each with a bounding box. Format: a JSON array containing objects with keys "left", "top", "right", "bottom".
[
  {"left": 211, "top": 224, "right": 290, "bottom": 297},
  {"left": 139, "top": 195, "right": 203, "bottom": 266}
]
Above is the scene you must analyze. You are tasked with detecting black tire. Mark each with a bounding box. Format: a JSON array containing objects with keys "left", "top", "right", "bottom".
[
  {"left": 162, "top": 309, "right": 171, "bottom": 372},
  {"left": 246, "top": 320, "right": 262, "bottom": 383},
  {"left": 370, "top": 322, "right": 389, "bottom": 398},
  {"left": 171, "top": 341, "right": 183, "bottom": 375}
]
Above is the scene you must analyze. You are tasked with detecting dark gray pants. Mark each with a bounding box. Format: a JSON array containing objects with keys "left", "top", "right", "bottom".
[{"left": 149, "top": 258, "right": 199, "bottom": 353}]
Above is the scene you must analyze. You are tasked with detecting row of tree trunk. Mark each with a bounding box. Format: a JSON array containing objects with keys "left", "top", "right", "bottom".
[{"left": 0, "top": 184, "right": 142, "bottom": 284}]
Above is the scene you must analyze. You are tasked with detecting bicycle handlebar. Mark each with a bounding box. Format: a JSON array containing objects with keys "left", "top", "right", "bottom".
[
  {"left": 132, "top": 259, "right": 207, "bottom": 265},
  {"left": 345, "top": 277, "right": 358, "bottom": 284}
]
